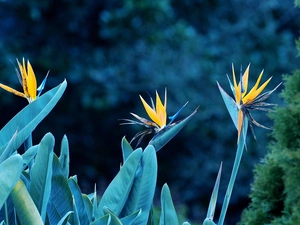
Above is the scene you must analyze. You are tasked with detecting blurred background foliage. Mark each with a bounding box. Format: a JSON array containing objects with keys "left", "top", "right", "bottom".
[{"left": 0, "top": 0, "right": 299, "bottom": 224}]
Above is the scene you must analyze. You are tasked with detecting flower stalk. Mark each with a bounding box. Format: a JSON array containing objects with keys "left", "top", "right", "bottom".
[{"left": 218, "top": 119, "right": 248, "bottom": 225}]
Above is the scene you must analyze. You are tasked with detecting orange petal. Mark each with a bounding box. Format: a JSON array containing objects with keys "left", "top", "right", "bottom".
[
  {"left": 0, "top": 83, "right": 26, "bottom": 98},
  {"left": 17, "top": 58, "right": 29, "bottom": 97},
  {"left": 237, "top": 109, "right": 243, "bottom": 142},
  {"left": 26, "top": 60, "right": 37, "bottom": 100},
  {"left": 140, "top": 95, "right": 163, "bottom": 127},
  {"left": 232, "top": 64, "right": 241, "bottom": 104},
  {"left": 241, "top": 64, "right": 250, "bottom": 96},
  {"left": 155, "top": 91, "right": 167, "bottom": 127},
  {"left": 243, "top": 71, "right": 271, "bottom": 104}
]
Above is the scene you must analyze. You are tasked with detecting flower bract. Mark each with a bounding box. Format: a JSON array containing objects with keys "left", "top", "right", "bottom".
[
  {"left": 0, "top": 58, "right": 48, "bottom": 103},
  {"left": 121, "top": 89, "right": 196, "bottom": 148},
  {"left": 218, "top": 64, "right": 281, "bottom": 142}
]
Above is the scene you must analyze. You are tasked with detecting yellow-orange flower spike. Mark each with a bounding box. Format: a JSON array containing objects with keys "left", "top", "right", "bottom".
[
  {"left": 139, "top": 89, "right": 167, "bottom": 128},
  {"left": 0, "top": 58, "right": 38, "bottom": 103}
]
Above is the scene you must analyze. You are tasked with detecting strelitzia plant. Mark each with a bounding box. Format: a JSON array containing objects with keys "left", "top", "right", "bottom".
[
  {"left": 203, "top": 64, "right": 281, "bottom": 225},
  {"left": 0, "top": 58, "right": 48, "bottom": 103},
  {"left": 121, "top": 89, "right": 198, "bottom": 151}
]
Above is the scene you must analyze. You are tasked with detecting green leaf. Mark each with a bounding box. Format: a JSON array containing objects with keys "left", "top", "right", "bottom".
[
  {"left": 59, "top": 135, "right": 70, "bottom": 178},
  {"left": 89, "top": 214, "right": 110, "bottom": 225},
  {"left": 217, "top": 82, "right": 238, "bottom": 130},
  {"left": 0, "top": 130, "right": 17, "bottom": 164},
  {"left": 120, "top": 209, "right": 141, "bottom": 225},
  {"left": 0, "top": 196, "right": 14, "bottom": 224},
  {"left": 92, "top": 185, "right": 100, "bottom": 219},
  {"left": 11, "top": 180, "right": 44, "bottom": 225},
  {"left": 121, "top": 145, "right": 157, "bottom": 225},
  {"left": 121, "top": 136, "right": 134, "bottom": 162},
  {"left": 68, "top": 177, "right": 90, "bottom": 225},
  {"left": 206, "top": 162, "right": 222, "bottom": 221},
  {"left": 103, "top": 207, "right": 123, "bottom": 225},
  {"left": 30, "top": 132, "right": 55, "bottom": 222},
  {"left": 0, "top": 80, "right": 67, "bottom": 153},
  {"left": 97, "top": 149, "right": 143, "bottom": 218},
  {"left": 202, "top": 218, "right": 216, "bottom": 225},
  {"left": 0, "top": 154, "right": 23, "bottom": 209},
  {"left": 22, "top": 145, "right": 39, "bottom": 168},
  {"left": 47, "top": 155, "right": 73, "bottom": 225},
  {"left": 57, "top": 211, "right": 73, "bottom": 225},
  {"left": 72, "top": 196, "right": 81, "bottom": 225},
  {"left": 149, "top": 107, "right": 198, "bottom": 152},
  {"left": 159, "top": 184, "right": 178, "bottom": 225},
  {"left": 82, "top": 194, "right": 93, "bottom": 222}
]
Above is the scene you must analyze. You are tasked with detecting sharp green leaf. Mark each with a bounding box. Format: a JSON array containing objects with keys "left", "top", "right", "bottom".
[
  {"left": 149, "top": 107, "right": 198, "bottom": 152},
  {"left": 217, "top": 82, "right": 238, "bottom": 130},
  {"left": 89, "top": 214, "right": 110, "bottom": 225},
  {"left": 47, "top": 155, "right": 73, "bottom": 225},
  {"left": 206, "top": 162, "right": 222, "bottom": 221},
  {"left": 125, "top": 145, "right": 157, "bottom": 225},
  {"left": 0, "top": 154, "right": 23, "bottom": 209},
  {"left": 22, "top": 145, "right": 39, "bottom": 169},
  {"left": 159, "top": 184, "right": 178, "bottom": 225},
  {"left": 93, "top": 185, "right": 100, "bottom": 219},
  {"left": 59, "top": 135, "right": 70, "bottom": 178},
  {"left": 120, "top": 209, "right": 141, "bottom": 225},
  {"left": 98, "top": 149, "right": 143, "bottom": 218},
  {"left": 68, "top": 177, "right": 90, "bottom": 225},
  {"left": 57, "top": 211, "right": 73, "bottom": 225},
  {"left": 30, "top": 133, "right": 54, "bottom": 222},
  {"left": 121, "top": 136, "right": 134, "bottom": 163},
  {"left": 0, "top": 130, "right": 17, "bottom": 164},
  {"left": 82, "top": 194, "right": 93, "bottom": 222},
  {"left": 0, "top": 80, "right": 67, "bottom": 153},
  {"left": 103, "top": 207, "right": 123, "bottom": 225}
]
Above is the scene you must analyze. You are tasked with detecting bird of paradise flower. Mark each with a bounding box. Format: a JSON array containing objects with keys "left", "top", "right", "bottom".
[
  {"left": 217, "top": 64, "right": 281, "bottom": 142},
  {"left": 121, "top": 89, "right": 198, "bottom": 150},
  {"left": 0, "top": 58, "right": 48, "bottom": 103}
]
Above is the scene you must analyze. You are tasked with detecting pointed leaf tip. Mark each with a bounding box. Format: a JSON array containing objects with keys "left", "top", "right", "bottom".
[{"left": 149, "top": 107, "right": 198, "bottom": 152}]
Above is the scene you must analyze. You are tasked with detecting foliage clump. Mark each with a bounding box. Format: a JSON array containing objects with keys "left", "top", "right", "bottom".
[{"left": 239, "top": 68, "right": 300, "bottom": 224}]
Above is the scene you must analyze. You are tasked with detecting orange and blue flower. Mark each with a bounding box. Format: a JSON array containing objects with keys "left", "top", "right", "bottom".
[
  {"left": 0, "top": 58, "right": 48, "bottom": 103},
  {"left": 218, "top": 64, "right": 281, "bottom": 141},
  {"left": 121, "top": 89, "right": 192, "bottom": 147}
]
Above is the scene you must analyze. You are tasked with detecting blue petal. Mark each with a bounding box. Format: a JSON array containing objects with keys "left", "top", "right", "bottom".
[
  {"left": 37, "top": 72, "right": 49, "bottom": 97},
  {"left": 167, "top": 102, "right": 188, "bottom": 126}
]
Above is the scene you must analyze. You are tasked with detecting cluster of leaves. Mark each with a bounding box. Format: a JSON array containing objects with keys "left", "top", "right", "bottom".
[
  {"left": 0, "top": 0, "right": 300, "bottom": 222},
  {"left": 0, "top": 79, "right": 191, "bottom": 225},
  {"left": 239, "top": 41, "right": 300, "bottom": 224}
]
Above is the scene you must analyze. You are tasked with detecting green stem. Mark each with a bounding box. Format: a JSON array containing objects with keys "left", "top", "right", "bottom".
[
  {"left": 10, "top": 180, "right": 43, "bottom": 225},
  {"left": 218, "top": 122, "right": 247, "bottom": 225},
  {"left": 5, "top": 201, "right": 9, "bottom": 225}
]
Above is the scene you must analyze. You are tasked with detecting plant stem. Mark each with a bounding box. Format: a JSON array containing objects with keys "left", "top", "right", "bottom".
[
  {"left": 218, "top": 122, "right": 247, "bottom": 225},
  {"left": 10, "top": 180, "right": 43, "bottom": 225},
  {"left": 5, "top": 201, "right": 9, "bottom": 225}
]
